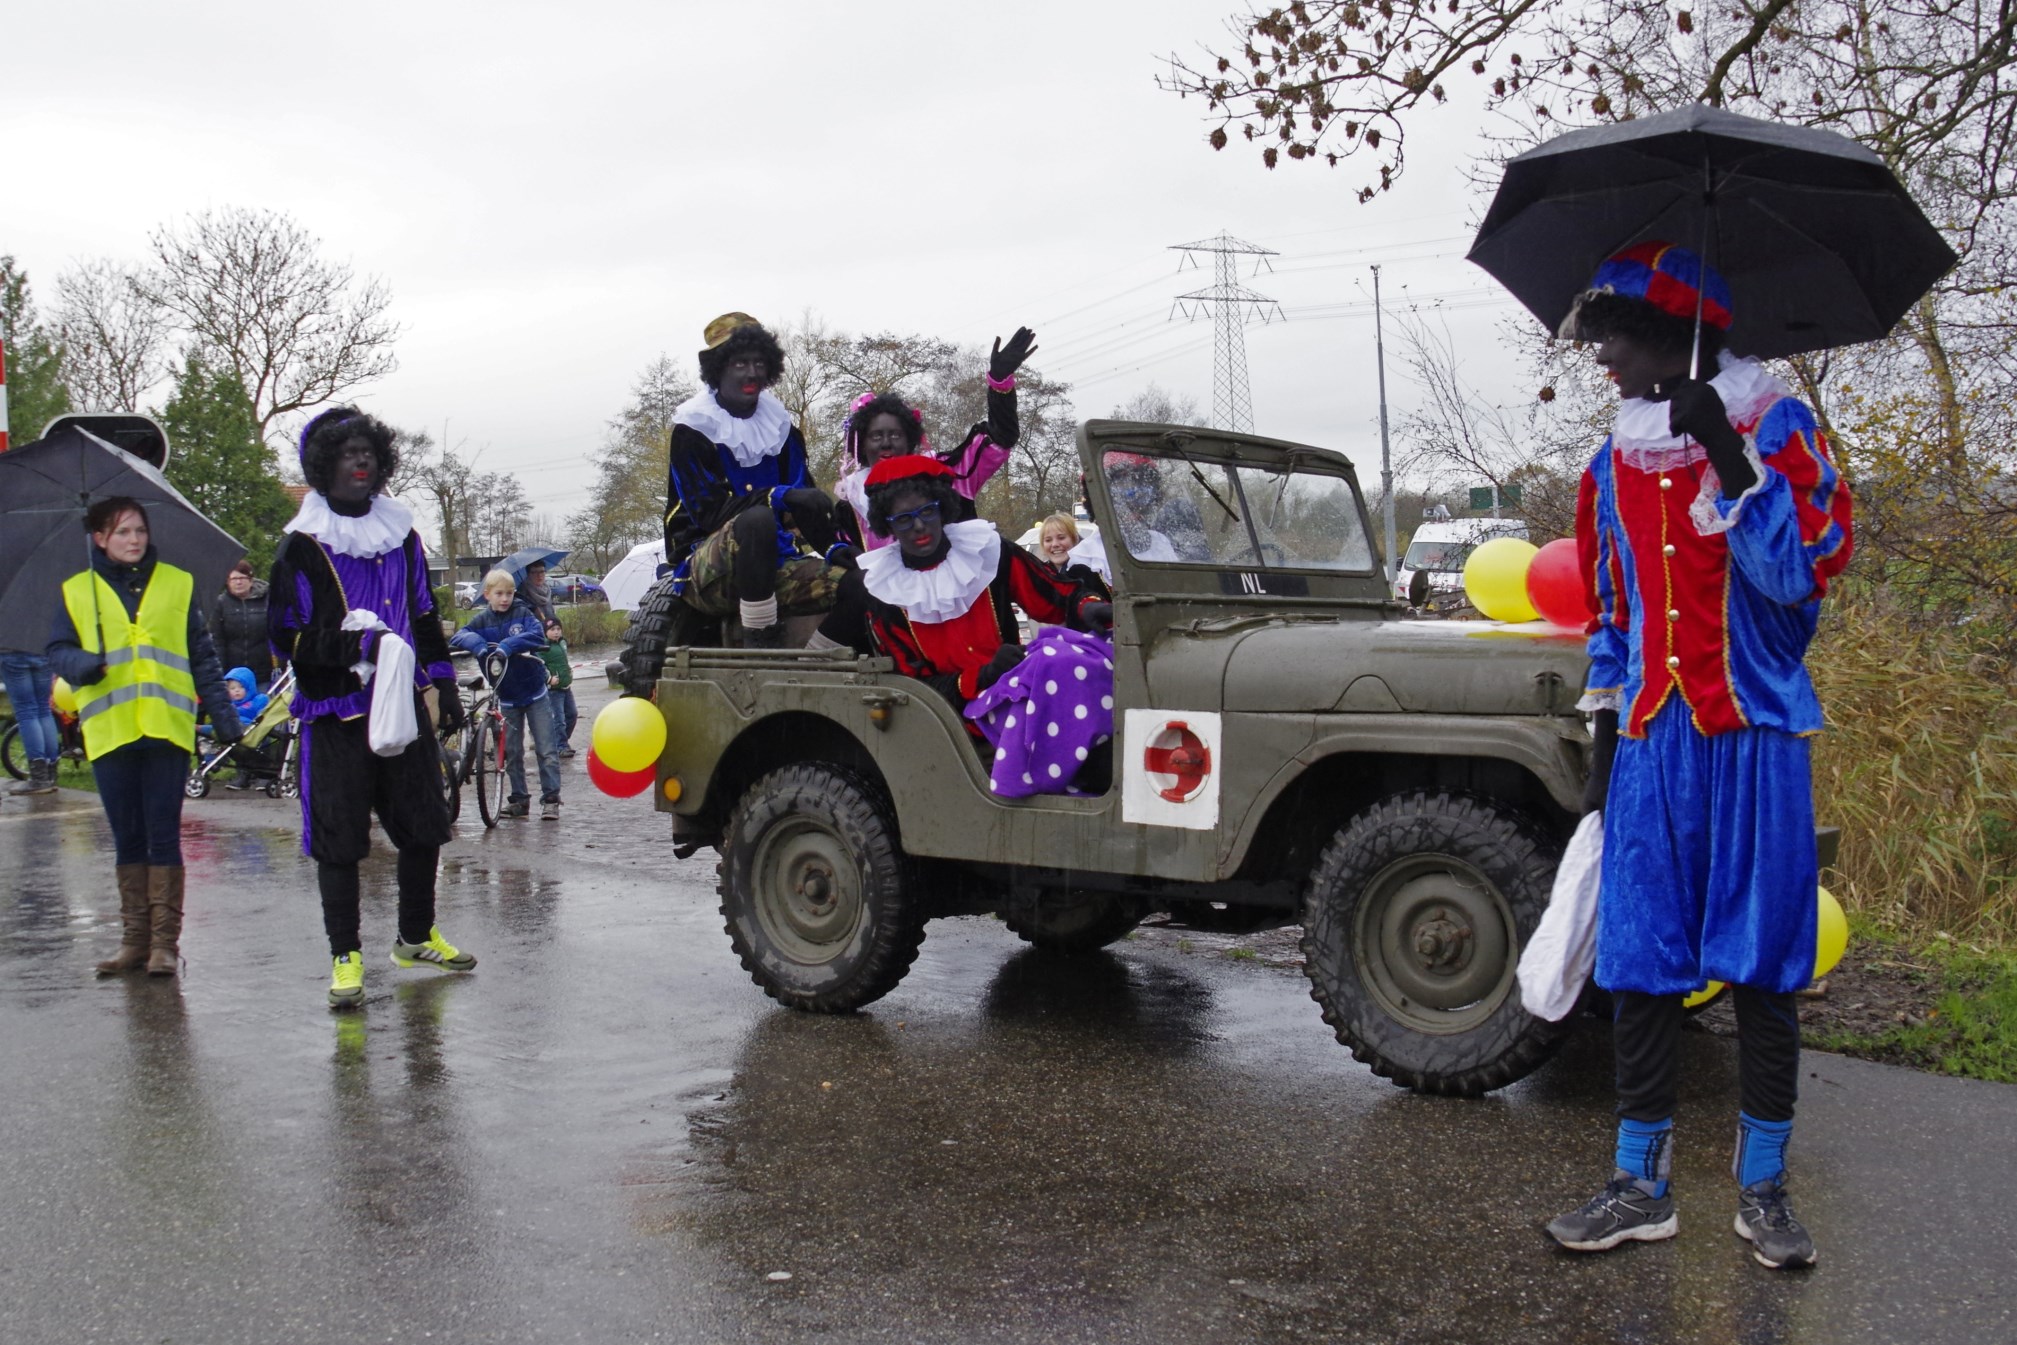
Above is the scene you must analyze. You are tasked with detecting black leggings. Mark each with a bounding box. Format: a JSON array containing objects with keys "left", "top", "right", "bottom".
[
  {"left": 1613, "top": 987, "right": 1800, "bottom": 1124},
  {"left": 318, "top": 846, "right": 439, "bottom": 956},
  {"left": 729, "top": 491, "right": 838, "bottom": 602}
]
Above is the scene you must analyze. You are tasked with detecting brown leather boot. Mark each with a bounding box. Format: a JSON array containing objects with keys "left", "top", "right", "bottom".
[
  {"left": 96, "top": 864, "right": 152, "bottom": 975},
  {"left": 145, "top": 865, "right": 186, "bottom": 976}
]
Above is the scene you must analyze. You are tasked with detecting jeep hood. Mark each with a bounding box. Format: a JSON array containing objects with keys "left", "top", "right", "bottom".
[{"left": 1210, "top": 617, "right": 1589, "bottom": 716}]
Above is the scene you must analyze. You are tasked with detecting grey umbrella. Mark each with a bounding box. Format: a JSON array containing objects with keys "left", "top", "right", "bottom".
[
  {"left": 0, "top": 425, "right": 245, "bottom": 648},
  {"left": 1467, "top": 104, "right": 1958, "bottom": 362}
]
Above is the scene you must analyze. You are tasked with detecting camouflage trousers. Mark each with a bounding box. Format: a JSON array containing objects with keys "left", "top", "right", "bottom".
[{"left": 682, "top": 523, "right": 846, "bottom": 618}]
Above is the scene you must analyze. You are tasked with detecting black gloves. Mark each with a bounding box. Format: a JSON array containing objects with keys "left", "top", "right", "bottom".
[
  {"left": 989, "top": 327, "right": 1038, "bottom": 383},
  {"left": 1080, "top": 601, "right": 1114, "bottom": 635},
  {"left": 781, "top": 487, "right": 840, "bottom": 554},
  {"left": 434, "top": 678, "right": 466, "bottom": 735},
  {"left": 1657, "top": 378, "right": 1758, "bottom": 495},
  {"left": 1582, "top": 709, "right": 1618, "bottom": 815},
  {"left": 976, "top": 643, "right": 1026, "bottom": 692},
  {"left": 213, "top": 717, "right": 244, "bottom": 747}
]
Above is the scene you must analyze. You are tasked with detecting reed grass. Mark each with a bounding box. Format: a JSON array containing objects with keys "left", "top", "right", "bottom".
[{"left": 1809, "top": 586, "right": 2017, "bottom": 945}]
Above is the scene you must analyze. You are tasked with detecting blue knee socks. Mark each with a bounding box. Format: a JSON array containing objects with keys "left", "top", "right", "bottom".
[
  {"left": 1615, "top": 1117, "right": 1672, "bottom": 1196},
  {"left": 1734, "top": 1112, "right": 1793, "bottom": 1188}
]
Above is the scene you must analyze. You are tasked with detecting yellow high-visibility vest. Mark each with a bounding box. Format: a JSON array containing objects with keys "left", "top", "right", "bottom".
[{"left": 60, "top": 563, "right": 200, "bottom": 758}]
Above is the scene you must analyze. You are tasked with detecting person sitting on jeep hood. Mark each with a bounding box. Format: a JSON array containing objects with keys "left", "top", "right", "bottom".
[
  {"left": 662, "top": 313, "right": 846, "bottom": 648},
  {"left": 830, "top": 327, "right": 1038, "bottom": 553}
]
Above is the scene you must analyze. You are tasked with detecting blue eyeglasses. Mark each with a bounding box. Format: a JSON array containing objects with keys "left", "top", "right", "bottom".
[{"left": 887, "top": 502, "right": 943, "bottom": 535}]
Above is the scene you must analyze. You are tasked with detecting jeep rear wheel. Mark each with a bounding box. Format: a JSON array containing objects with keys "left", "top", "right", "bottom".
[
  {"left": 719, "top": 764, "right": 925, "bottom": 1013},
  {"left": 1301, "top": 790, "right": 1567, "bottom": 1096},
  {"left": 1001, "top": 890, "right": 1144, "bottom": 954}
]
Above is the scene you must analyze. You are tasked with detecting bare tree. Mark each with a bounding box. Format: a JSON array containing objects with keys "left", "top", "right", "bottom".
[
  {"left": 54, "top": 259, "right": 169, "bottom": 412},
  {"left": 565, "top": 353, "right": 697, "bottom": 568},
  {"left": 1110, "top": 382, "right": 1210, "bottom": 425},
  {"left": 139, "top": 207, "right": 400, "bottom": 443}
]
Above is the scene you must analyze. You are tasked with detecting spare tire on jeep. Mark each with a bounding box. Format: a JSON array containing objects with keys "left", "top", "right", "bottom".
[
  {"left": 617, "top": 575, "right": 721, "bottom": 697},
  {"left": 1300, "top": 790, "right": 1568, "bottom": 1097}
]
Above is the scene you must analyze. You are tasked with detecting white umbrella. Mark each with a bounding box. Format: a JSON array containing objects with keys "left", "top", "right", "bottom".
[{"left": 601, "top": 538, "right": 666, "bottom": 612}]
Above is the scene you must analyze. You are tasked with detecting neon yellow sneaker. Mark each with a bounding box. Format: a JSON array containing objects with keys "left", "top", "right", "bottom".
[
  {"left": 329, "top": 951, "right": 366, "bottom": 1009},
  {"left": 391, "top": 926, "right": 476, "bottom": 972}
]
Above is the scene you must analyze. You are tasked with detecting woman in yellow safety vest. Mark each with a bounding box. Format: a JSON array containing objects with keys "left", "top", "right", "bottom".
[{"left": 46, "top": 496, "right": 243, "bottom": 978}]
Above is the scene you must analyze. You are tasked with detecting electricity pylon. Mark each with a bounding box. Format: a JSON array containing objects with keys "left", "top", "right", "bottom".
[{"left": 1170, "top": 232, "right": 1284, "bottom": 433}]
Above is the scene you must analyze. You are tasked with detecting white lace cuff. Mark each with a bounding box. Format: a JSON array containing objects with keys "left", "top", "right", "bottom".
[
  {"left": 1689, "top": 439, "right": 1770, "bottom": 537},
  {"left": 1577, "top": 688, "right": 1622, "bottom": 714}
]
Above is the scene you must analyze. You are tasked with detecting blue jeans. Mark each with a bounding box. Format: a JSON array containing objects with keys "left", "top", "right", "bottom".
[
  {"left": 503, "top": 697, "right": 561, "bottom": 804},
  {"left": 1, "top": 652, "right": 59, "bottom": 763},
  {"left": 94, "top": 740, "right": 189, "bottom": 865},
  {"left": 548, "top": 686, "right": 578, "bottom": 747}
]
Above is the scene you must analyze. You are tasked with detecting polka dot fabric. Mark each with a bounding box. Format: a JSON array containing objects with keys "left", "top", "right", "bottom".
[{"left": 964, "top": 628, "right": 1114, "bottom": 798}]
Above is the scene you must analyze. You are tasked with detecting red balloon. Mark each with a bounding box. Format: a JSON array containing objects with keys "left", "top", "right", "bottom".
[
  {"left": 1525, "top": 537, "right": 1590, "bottom": 628},
  {"left": 587, "top": 748, "right": 655, "bottom": 798}
]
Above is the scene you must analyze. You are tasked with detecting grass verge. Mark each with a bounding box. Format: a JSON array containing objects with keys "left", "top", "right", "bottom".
[{"left": 1804, "top": 935, "right": 2017, "bottom": 1084}]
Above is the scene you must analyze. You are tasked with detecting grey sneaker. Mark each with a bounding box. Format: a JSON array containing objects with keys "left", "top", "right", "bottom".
[
  {"left": 501, "top": 798, "right": 530, "bottom": 818},
  {"left": 1735, "top": 1178, "right": 1817, "bottom": 1268},
  {"left": 1547, "top": 1171, "right": 1679, "bottom": 1252},
  {"left": 541, "top": 799, "right": 560, "bottom": 821}
]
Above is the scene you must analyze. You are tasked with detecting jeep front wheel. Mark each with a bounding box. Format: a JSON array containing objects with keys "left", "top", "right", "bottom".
[
  {"left": 719, "top": 764, "right": 925, "bottom": 1013},
  {"left": 1301, "top": 790, "right": 1567, "bottom": 1097}
]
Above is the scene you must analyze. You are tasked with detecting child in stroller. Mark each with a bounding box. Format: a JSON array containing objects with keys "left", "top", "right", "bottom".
[{"left": 187, "top": 666, "right": 297, "bottom": 798}]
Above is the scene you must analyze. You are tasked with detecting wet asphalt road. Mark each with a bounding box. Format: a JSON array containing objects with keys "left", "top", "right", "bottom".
[{"left": 2, "top": 681, "right": 2013, "bottom": 1345}]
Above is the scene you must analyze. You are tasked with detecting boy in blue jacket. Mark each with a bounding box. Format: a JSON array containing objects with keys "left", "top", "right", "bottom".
[{"left": 451, "top": 569, "right": 562, "bottom": 820}]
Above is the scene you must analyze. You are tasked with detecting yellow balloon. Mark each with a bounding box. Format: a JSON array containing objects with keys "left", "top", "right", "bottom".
[
  {"left": 1814, "top": 884, "right": 1848, "bottom": 979},
  {"left": 592, "top": 696, "right": 668, "bottom": 774},
  {"left": 50, "top": 678, "right": 78, "bottom": 715},
  {"left": 1462, "top": 537, "right": 1540, "bottom": 622},
  {"left": 1682, "top": 980, "right": 1727, "bottom": 1010}
]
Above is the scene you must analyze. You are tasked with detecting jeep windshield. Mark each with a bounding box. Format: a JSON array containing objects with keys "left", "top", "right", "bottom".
[{"left": 1100, "top": 449, "right": 1376, "bottom": 574}]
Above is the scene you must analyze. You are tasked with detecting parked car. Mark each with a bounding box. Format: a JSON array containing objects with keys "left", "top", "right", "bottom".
[
  {"left": 1393, "top": 518, "right": 1530, "bottom": 602},
  {"left": 454, "top": 581, "right": 481, "bottom": 608},
  {"left": 545, "top": 573, "right": 605, "bottom": 604}
]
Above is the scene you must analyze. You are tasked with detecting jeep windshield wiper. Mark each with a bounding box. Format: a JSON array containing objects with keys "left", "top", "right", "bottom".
[{"left": 1164, "top": 440, "right": 1241, "bottom": 524}]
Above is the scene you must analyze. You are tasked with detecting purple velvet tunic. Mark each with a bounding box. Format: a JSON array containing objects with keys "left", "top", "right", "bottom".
[{"left": 276, "top": 534, "right": 452, "bottom": 722}]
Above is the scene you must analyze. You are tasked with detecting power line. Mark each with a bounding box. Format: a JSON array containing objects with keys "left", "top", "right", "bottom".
[{"left": 1170, "top": 231, "right": 1284, "bottom": 434}]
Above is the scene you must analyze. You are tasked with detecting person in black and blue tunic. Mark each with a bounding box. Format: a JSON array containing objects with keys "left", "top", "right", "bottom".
[{"left": 663, "top": 313, "right": 845, "bottom": 647}]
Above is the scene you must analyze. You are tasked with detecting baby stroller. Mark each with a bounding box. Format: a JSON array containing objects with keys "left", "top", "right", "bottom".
[{"left": 186, "top": 667, "right": 299, "bottom": 799}]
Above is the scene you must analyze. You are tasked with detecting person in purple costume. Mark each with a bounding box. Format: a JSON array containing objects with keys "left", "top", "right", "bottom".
[{"left": 268, "top": 407, "right": 475, "bottom": 1010}]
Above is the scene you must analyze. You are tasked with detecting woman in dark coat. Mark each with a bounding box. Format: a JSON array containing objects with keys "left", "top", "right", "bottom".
[{"left": 210, "top": 560, "right": 273, "bottom": 689}]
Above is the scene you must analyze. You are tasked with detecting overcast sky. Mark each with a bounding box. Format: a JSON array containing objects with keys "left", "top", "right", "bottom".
[{"left": 5, "top": 0, "right": 1533, "bottom": 525}]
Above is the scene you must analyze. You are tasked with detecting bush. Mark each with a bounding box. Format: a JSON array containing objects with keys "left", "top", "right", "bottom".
[
  {"left": 1810, "top": 585, "right": 2017, "bottom": 944},
  {"left": 557, "top": 604, "right": 628, "bottom": 648}
]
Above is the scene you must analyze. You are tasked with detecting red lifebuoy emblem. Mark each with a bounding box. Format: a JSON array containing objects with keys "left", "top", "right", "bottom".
[{"left": 1142, "top": 720, "right": 1211, "bottom": 803}]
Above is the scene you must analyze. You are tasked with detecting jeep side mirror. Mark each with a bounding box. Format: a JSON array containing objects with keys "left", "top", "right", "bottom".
[{"left": 1407, "top": 568, "right": 1431, "bottom": 608}]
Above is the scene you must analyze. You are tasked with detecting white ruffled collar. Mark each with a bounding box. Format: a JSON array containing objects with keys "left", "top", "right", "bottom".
[
  {"left": 1612, "top": 353, "right": 1789, "bottom": 454},
  {"left": 672, "top": 387, "right": 794, "bottom": 468},
  {"left": 859, "top": 519, "right": 1001, "bottom": 623},
  {"left": 284, "top": 492, "right": 415, "bottom": 559}
]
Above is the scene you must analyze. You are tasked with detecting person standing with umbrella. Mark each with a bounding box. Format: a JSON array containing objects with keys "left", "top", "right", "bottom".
[
  {"left": 47, "top": 496, "right": 244, "bottom": 976},
  {"left": 1539, "top": 244, "right": 1853, "bottom": 1270},
  {"left": 210, "top": 560, "right": 275, "bottom": 691}
]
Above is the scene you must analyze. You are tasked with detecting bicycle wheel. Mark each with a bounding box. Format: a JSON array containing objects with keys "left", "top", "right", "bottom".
[
  {"left": 474, "top": 716, "right": 508, "bottom": 829},
  {"left": 2, "top": 724, "right": 25, "bottom": 781},
  {"left": 439, "top": 727, "right": 464, "bottom": 823}
]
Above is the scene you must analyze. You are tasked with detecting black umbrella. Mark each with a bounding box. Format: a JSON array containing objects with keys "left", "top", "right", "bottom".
[
  {"left": 0, "top": 425, "right": 245, "bottom": 648},
  {"left": 1467, "top": 104, "right": 1957, "bottom": 362}
]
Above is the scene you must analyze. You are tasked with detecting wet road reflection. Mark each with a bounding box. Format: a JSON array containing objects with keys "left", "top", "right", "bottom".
[{"left": 1, "top": 734, "right": 2011, "bottom": 1343}]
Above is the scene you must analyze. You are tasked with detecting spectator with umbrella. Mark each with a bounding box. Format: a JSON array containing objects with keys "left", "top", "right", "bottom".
[
  {"left": 47, "top": 496, "right": 243, "bottom": 977},
  {"left": 209, "top": 559, "right": 275, "bottom": 691}
]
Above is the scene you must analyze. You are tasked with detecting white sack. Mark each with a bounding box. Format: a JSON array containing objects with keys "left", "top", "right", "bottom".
[
  {"left": 340, "top": 609, "right": 418, "bottom": 757},
  {"left": 1517, "top": 810, "right": 1603, "bottom": 1022}
]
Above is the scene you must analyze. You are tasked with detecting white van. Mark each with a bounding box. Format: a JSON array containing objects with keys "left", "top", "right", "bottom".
[{"left": 1394, "top": 518, "right": 1530, "bottom": 601}]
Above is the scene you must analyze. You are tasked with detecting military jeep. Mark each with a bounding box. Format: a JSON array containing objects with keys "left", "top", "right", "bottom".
[{"left": 622, "top": 421, "right": 1592, "bottom": 1096}]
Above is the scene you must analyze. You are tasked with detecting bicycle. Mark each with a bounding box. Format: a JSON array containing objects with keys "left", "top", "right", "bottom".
[
  {"left": 457, "top": 649, "right": 546, "bottom": 830},
  {"left": 2, "top": 699, "right": 87, "bottom": 781}
]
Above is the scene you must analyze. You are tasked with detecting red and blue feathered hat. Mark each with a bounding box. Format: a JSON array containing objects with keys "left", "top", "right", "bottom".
[{"left": 1563, "top": 241, "right": 1732, "bottom": 336}]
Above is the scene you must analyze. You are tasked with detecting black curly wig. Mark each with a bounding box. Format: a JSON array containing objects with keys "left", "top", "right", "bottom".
[
  {"left": 865, "top": 470, "right": 960, "bottom": 537},
  {"left": 1566, "top": 291, "right": 1725, "bottom": 365},
  {"left": 299, "top": 406, "right": 398, "bottom": 497},
  {"left": 845, "top": 392, "right": 925, "bottom": 464},
  {"left": 697, "top": 323, "right": 787, "bottom": 391}
]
